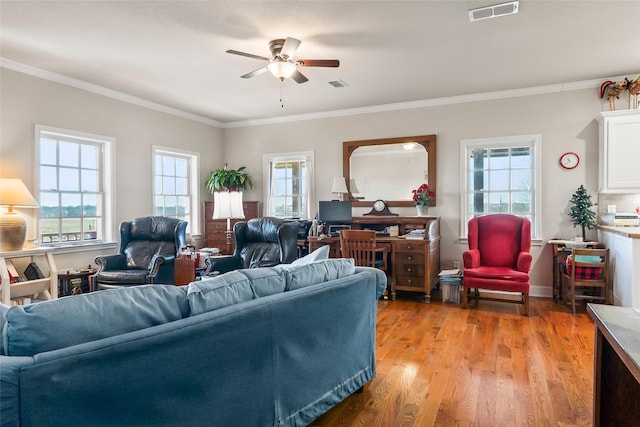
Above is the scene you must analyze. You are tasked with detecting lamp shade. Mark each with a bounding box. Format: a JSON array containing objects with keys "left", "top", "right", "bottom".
[
  {"left": 330, "top": 177, "right": 349, "bottom": 194},
  {"left": 212, "top": 191, "right": 245, "bottom": 219},
  {"left": 0, "top": 178, "right": 39, "bottom": 208}
]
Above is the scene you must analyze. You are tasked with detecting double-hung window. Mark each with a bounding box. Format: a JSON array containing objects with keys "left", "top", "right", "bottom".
[
  {"left": 36, "top": 125, "right": 114, "bottom": 245},
  {"left": 460, "top": 134, "right": 541, "bottom": 240},
  {"left": 152, "top": 146, "right": 199, "bottom": 234},
  {"left": 263, "top": 151, "right": 315, "bottom": 219}
]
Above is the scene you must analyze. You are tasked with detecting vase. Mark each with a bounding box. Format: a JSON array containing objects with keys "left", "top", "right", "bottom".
[{"left": 416, "top": 204, "right": 428, "bottom": 216}]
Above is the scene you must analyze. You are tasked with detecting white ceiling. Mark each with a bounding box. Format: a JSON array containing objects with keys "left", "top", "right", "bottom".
[{"left": 1, "top": 1, "right": 639, "bottom": 125}]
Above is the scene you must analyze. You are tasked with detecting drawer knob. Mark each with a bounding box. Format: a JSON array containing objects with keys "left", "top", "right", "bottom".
[
  {"left": 407, "top": 256, "right": 413, "bottom": 260},
  {"left": 407, "top": 268, "right": 412, "bottom": 272},
  {"left": 407, "top": 279, "right": 412, "bottom": 284}
]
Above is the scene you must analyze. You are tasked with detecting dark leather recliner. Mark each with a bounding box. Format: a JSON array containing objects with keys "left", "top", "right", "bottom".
[
  {"left": 205, "top": 217, "right": 299, "bottom": 275},
  {"left": 93, "top": 216, "right": 188, "bottom": 289}
]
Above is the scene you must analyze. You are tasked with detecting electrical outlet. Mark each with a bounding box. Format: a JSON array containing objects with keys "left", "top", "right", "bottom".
[{"left": 452, "top": 260, "right": 461, "bottom": 269}]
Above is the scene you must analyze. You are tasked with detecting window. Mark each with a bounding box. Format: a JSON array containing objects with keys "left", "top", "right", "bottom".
[
  {"left": 263, "top": 151, "right": 315, "bottom": 219},
  {"left": 460, "top": 134, "right": 541, "bottom": 240},
  {"left": 36, "top": 125, "right": 114, "bottom": 245},
  {"left": 152, "top": 146, "right": 199, "bottom": 234}
]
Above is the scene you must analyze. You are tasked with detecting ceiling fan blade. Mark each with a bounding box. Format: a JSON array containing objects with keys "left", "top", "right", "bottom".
[
  {"left": 241, "top": 67, "right": 269, "bottom": 79},
  {"left": 226, "top": 49, "right": 270, "bottom": 61},
  {"left": 297, "top": 59, "right": 340, "bottom": 67},
  {"left": 280, "top": 37, "right": 301, "bottom": 59},
  {"left": 291, "top": 70, "right": 309, "bottom": 84}
]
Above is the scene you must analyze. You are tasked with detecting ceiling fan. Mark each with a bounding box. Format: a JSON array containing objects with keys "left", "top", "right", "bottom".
[{"left": 226, "top": 37, "right": 340, "bottom": 84}]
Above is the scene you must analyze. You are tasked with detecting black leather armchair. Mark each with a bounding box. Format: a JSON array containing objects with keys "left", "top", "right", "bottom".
[
  {"left": 205, "top": 217, "right": 298, "bottom": 275},
  {"left": 93, "top": 216, "right": 188, "bottom": 289}
]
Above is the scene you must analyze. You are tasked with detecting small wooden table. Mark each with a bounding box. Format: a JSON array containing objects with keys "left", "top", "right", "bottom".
[{"left": 587, "top": 304, "right": 640, "bottom": 427}]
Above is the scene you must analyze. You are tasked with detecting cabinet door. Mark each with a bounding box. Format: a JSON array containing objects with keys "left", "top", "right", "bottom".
[{"left": 600, "top": 111, "right": 640, "bottom": 192}]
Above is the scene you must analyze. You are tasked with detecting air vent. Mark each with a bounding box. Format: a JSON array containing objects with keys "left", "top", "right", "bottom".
[
  {"left": 329, "top": 79, "right": 349, "bottom": 88},
  {"left": 469, "top": 1, "right": 519, "bottom": 22}
]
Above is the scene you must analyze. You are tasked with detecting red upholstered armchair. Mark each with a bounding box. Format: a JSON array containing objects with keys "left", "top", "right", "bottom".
[{"left": 462, "top": 214, "right": 532, "bottom": 316}]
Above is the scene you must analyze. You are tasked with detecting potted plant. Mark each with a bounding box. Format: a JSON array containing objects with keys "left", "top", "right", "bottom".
[
  {"left": 205, "top": 163, "right": 254, "bottom": 193},
  {"left": 411, "top": 183, "right": 435, "bottom": 216},
  {"left": 568, "top": 184, "right": 597, "bottom": 241}
]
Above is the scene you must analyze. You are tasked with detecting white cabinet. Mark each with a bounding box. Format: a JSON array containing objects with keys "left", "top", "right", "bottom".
[
  {"left": 598, "top": 110, "right": 640, "bottom": 193},
  {"left": 597, "top": 227, "right": 640, "bottom": 307},
  {"left": 0, "top": 248, "right": 58, "bottom": 305}
]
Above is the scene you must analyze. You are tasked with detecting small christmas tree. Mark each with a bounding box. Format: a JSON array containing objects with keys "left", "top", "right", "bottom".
[{"left": 568, "top": 185, "right": 597, "bottom": 241}]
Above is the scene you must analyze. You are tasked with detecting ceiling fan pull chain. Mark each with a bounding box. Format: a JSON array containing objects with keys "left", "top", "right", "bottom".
[{"left": 280, "top": 82, "right": 285, "bottom": 108}]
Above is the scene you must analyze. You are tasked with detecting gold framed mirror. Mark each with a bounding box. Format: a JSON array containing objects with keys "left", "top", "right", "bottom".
[{"left": 343, "top": 134, "right": 436, "bottom": 207}]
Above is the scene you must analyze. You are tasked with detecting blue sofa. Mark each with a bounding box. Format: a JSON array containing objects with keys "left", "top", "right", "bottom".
[{"left": 0, "top": 258, "right": 386, "bottom": 427}]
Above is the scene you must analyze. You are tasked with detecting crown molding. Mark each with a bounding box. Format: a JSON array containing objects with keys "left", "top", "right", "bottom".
[
  {"left": 1, "top": 58, "right": 222, "bottom": 127},
  {"left": 2, "top": 57, "right": 626, "bottom": 129}
]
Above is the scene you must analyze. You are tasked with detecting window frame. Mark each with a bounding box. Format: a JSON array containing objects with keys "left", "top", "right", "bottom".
[
  {"left": 263, "top": 151, "right": 315, "bottom": 219},
  {"left": 35, "top": 124, "right": 115, "bottom": 246},
  {"left": 152, "top": 145, "right": 200, "bottom": 235},
  {"left": 459, "top": 134, "right": 542, "bottom": 242}
]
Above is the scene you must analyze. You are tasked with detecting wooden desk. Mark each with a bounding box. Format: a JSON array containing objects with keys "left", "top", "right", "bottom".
[
  {"left": 587, "top": 304, "right": 640, "bottom": 427},
  {"left": 547, "top": 239, "right": 599, "bottom": 303},
  {"left": 308, "top": 216, "right": 440, "bottom": 303}
]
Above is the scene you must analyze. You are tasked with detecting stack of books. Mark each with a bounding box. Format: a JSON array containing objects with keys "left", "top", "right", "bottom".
[
  {"left": 439, "top": 269, "right": 463, "bottom": 303},
  {"left": 404, "top": 229, "right": 425, "bottom": 240}
]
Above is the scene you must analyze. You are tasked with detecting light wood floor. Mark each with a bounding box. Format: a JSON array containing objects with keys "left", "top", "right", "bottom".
[{"left": 311, "top": 291, "right": 595, "bottom": 427}]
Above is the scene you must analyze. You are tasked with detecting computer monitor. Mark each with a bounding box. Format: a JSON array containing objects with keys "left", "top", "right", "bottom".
[{"left": 317, "top": 200, "right": 353, "bottom": 224}]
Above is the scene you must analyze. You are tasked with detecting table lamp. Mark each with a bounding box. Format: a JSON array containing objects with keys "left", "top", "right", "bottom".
[
  {"left": 212, "top": 191, "right": 245, "bottom": 254},
  {"left": 331, "top": 176, "right": 349, "bottom": 201},
  {"left": 0, "top": 178, "right": 39, "bottom": 251}
]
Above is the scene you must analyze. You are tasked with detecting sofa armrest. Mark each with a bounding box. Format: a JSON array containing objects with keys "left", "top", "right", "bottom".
[
  {"left": 204, "top": 255, "right": 242, "bottom": 275},
  {"left": 94, "top": 254, "right": 126, "bottom": 272},
  {"left": 462, "top": 249, "right": 480, "bottom": 269}
]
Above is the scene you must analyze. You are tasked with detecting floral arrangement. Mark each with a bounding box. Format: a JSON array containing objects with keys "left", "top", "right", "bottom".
[{"left": 411, "top": 184, "right": 435, "bottom": 206}]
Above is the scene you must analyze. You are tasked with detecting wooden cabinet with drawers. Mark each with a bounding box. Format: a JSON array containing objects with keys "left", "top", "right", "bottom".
[{"left": 203, "top": 201, "right": 259, "bottom": 254}]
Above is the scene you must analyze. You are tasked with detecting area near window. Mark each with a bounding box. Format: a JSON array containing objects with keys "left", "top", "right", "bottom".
[
  {"left": 263, "top": 151, "right": 315, "bottom": 219},
  {"left": 35, "top": 125, "right": 114, "bottom": 245},
  {"left": 152, "top": 146, "right": 200, "bottom": 235},
  {"left": 460, "top": 134, "right": 542, "bottom": 241}
]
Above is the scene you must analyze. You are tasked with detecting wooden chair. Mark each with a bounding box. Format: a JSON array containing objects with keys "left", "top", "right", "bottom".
[
  {"left": 562, "top": 248, "right": 610, "bottom": 314},
  {"left": 339, "top": 230, "right": 388, "bottom": 272}
]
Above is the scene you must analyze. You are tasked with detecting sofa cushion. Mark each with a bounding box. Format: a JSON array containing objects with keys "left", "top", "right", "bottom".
[
  {"left": 3, "top": 285, "right": 189, "bottom": 357},
  {"left": 291, "top": 245, "right": 330, "bottom": 266},
  {"left": 277, "top": 258, "right": 356, "bottom": 291},
  {"left": 187, "top": 267, "right": 286, "bottom": 316}
]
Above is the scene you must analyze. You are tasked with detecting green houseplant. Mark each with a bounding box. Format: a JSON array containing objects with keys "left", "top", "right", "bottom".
[
  {"left": 205, "top": 164, "right": 254, "bottom": 193},
  {"left": 568, "top": 184, "right": 597, "bottom": 241}
]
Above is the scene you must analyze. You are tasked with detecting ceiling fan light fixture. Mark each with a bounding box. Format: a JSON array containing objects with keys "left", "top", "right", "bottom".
[{"left": 267, "top": 61, "right": 297, "bottom": 80}]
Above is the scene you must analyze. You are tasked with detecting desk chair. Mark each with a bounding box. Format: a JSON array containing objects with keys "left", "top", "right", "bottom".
[
  {"left": 339, "top": 229, "right": 389, "bottom": 272},
  {"left": 562, "top": 248, "right": 610, "bottom": 314}
]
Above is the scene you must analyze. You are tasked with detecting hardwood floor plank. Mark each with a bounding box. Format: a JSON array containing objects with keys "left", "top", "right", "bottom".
[{"left": 311, "top": 295, "right": 595, "bottom": 427}]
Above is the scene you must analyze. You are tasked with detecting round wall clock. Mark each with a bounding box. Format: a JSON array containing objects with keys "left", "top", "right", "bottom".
[{"left": 559, "top": 152, "right": 580, "bottom": 169}]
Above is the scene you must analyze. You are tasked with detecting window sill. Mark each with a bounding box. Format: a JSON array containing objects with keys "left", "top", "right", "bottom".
[{"left": 37, "top": 241, "right": 117, "bottom": 254}]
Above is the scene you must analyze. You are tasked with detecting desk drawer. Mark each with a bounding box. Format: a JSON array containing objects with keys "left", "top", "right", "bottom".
[
  {"left": 395, "top": 262, "right": 425, "bottom": 277},
  {"left": 394, "top": 241, "right": 424, "bottom": 253},
  {"left": 395, "top": 275, "right": 425, "bottom": 290},
  {"left": 395, "top": 251, "right": 424, "bottom": 263}
]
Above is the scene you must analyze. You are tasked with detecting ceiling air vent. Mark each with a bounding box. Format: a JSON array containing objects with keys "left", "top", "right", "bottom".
[
  {"left": 329, "top": 79, "right": 349, "bottom": 88},
  {"left": 469, "top": 1, "right": 519, "bottom": 22}
]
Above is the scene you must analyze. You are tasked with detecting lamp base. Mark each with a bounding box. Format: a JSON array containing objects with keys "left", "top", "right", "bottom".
[{"left": 0, "top": 211, "right": 27, "bottom": 251}]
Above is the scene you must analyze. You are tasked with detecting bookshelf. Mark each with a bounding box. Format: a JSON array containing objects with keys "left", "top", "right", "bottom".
[{"left": 0, "top": 247, "right": 58, "bottom": 305}]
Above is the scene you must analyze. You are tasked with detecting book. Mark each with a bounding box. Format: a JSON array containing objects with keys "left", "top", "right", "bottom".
[
  {"left": 7, "top": 260, "right": 21, "bottom": 283},
  {"left": 24, "top": 262, "right": 45, "bottom": 280},
  {"left": 438, "top": 268, "right": 461, "bottom": 277}
]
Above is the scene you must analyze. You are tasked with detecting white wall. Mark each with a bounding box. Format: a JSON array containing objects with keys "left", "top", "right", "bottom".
[
  {"left": 223, "top": 88, "right": 607, "bottom": 297},
  {"left": 0, "top": 68, "right": 224, "bottom": 271},
  {"left": 1, "top": 66, "right": 616, "bottom": 297}
]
